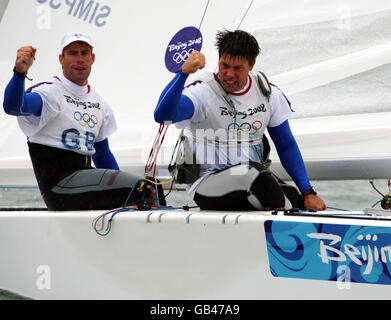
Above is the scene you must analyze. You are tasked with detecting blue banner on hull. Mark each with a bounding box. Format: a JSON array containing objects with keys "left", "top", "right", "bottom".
[{"left": 264, "top": 220, "right": 391, "bottom": 285}]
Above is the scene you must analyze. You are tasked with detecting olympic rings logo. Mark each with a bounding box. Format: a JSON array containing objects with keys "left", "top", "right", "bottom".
[
  {"left": 227, "top": 120, "right": 263, "bottom": 136},
  {"left": 73, "top": 111, "right": 98, "bottom": 128},
  {"left": 173, "top": 48, "right": 193, "bottom": 64}
]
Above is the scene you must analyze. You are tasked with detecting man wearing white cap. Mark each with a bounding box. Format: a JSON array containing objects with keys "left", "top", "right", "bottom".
[
  {"left": 3, "top": 32, "right": 155, "bottom": 210},
  {"left": 59, "top": 32, "right": 95, "bottom": 86}
]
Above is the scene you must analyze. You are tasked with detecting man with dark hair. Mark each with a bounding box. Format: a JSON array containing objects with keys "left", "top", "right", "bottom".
[
  {"left": 3, "top": 32, "right": 148, "bottom": 211},
  {"left": 154, "top": 29, "right": 326, "bottom": 211},
  {"left": 215, "top": 29, "right": 259, "bottom": 66}
]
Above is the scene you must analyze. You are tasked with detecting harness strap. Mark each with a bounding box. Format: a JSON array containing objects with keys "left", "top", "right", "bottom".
[{"left": 256, "top": 71, "right": 271, "bottom": 101}]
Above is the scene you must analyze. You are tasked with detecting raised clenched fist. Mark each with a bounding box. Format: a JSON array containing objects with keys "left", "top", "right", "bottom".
[
  {"left": 181, "top": 50, "right": 205, "bottom": 75},
  {"left": 15, "top": 46, "right": 36, "bottom": 74}
]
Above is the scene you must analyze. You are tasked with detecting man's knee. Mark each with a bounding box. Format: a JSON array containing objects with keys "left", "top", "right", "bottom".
[{"left": 249, "top": 170, "right": 285, "bottom": 209}]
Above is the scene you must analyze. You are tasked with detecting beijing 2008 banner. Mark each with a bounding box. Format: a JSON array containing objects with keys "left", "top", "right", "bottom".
[
  {"left": 165, "top": 26, "right": 203, "bottom": 73},
  {"left": 264, "top": 220, "right": 391, "bottom": 285}
]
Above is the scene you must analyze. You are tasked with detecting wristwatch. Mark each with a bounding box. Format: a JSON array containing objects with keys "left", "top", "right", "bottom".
[{"left": 302, "top": 186, "right": 317, "bottom": 197}]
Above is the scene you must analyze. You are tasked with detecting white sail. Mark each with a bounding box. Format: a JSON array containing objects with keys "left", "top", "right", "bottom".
[{"left": 0, "top": 0, "right": 390, "bottom": 186}]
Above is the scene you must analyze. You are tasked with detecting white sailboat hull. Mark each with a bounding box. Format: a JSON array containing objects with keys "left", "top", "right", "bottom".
[{"left": 1, "top": 209, "right": 391, "bottom": 299}]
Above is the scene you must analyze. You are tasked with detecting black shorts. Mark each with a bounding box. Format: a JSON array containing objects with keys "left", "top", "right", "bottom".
[
  {"left": 43, "top": 169, "right": 144, "bottom": 211},
  {"left": 193, "top": 163, "right": 304, "bottom": 211},
  {"left": 28, "top": 142, "right": 165, "bottom": 211}
]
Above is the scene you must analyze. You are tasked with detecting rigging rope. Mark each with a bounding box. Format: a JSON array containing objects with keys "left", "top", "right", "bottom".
[
  {"left": 144, "top": 124, "right": 169, "bottom": 178},
  {"left": 91, "top": 123, "right": 196, "bottom": 236},
  {"left": 236, "top": 0, "right": 254, "bottom": 30},
  {"left": 198, "top": 0, "right": 210, "bottom": 31}
]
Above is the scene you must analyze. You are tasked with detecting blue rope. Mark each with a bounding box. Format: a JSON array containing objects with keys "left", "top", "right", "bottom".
[
  {"left": 326, "top": 206, "right": 349, "bottom": 211},
  {"left": 93, "top": 207, "right": 133, "bottom": 236},
  {"left": 371, "top": 199, "right": 382, "bottom": 208},
  {"left": 123, "top": 183, "right": 139, "bottom": 207}
]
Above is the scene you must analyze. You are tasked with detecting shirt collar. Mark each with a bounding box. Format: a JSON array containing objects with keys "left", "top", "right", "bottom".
[{"left": 58, "top": 73, "right": 90, "bottom": 95}]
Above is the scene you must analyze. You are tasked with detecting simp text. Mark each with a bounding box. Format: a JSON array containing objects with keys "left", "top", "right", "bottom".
[{"left": 36, "top": 0, "right": 111, "bottom": 27}]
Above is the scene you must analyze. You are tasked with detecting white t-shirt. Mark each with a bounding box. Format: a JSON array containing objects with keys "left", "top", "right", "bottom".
[
  {"left": 176, "top": 71, "right": 293, "bottom": 198},
  {"left": 18, "top": 74, "right": 117, "bottom": 155},
  {"left": 182, "top": 72, "right": 292, "bottom": 128}
]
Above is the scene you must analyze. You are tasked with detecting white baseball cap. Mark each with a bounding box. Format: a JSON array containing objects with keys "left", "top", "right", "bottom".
[{"left": 60, "top": 32, "right": 94, "bottom": 54}]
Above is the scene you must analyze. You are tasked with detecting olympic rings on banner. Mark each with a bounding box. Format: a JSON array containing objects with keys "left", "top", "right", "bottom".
[
  {"left": 227, "top": 120, "right": 262, "bottom": 136},
  {"left": 173, "top": 49, "right": 193, "bottom": 64},
  {"left": 73, "top": 111, "right": 98, "bottom": 128}
]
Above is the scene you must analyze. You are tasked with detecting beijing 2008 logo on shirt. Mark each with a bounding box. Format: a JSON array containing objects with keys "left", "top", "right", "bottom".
[
  {"left": 228, "top": 120, "right": 263, "bottom": 136},
  {"left": 73, "top": 111, "right": 99, "bottom": 128}
]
